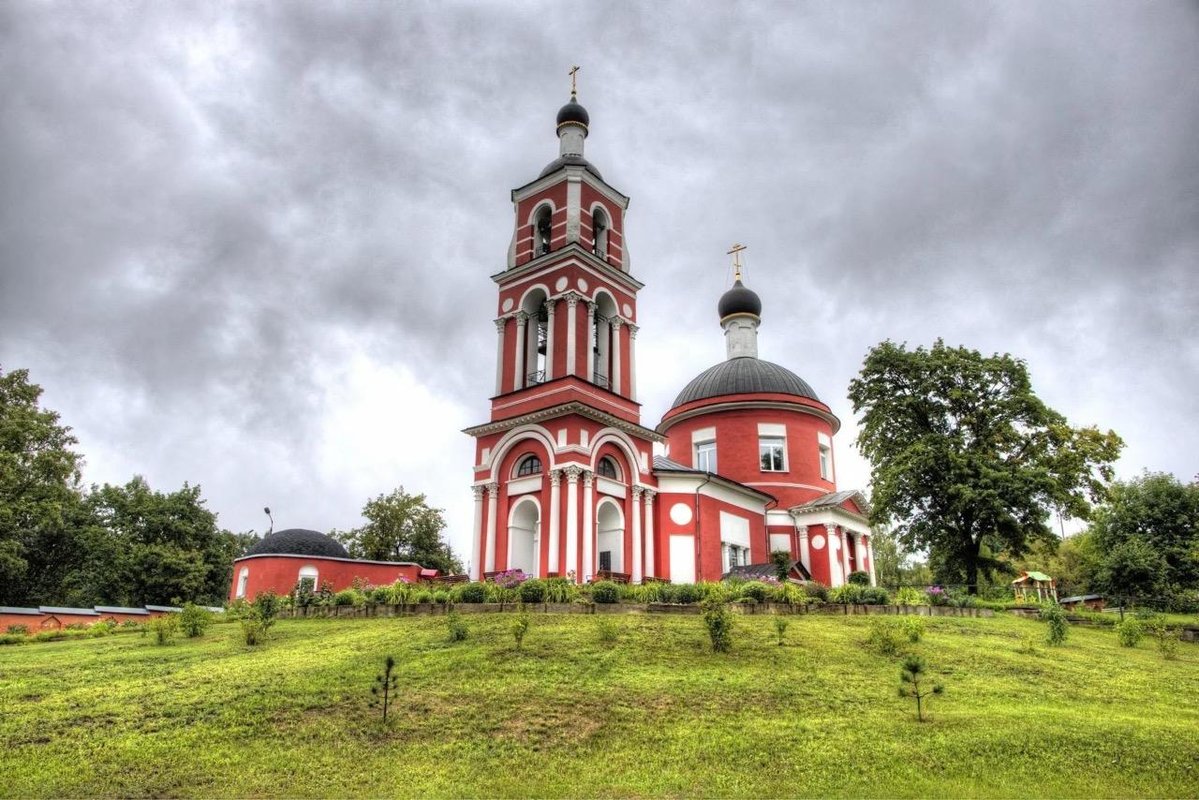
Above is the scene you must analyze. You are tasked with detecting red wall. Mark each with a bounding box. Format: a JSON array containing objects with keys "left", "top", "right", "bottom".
[{"left": 229, "top": 555, "right": 423, "bottom": 603}]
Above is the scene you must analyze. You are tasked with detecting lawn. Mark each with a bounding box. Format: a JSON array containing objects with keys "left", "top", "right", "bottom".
[{"left": 1, "top": 611, "right": 1197, "bottom": 798}]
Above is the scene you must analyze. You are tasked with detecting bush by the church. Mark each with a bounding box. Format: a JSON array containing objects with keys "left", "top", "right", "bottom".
[
  {"left": 848, "top": 571, "right": 871, "bottom": 586},
  {"left": 738, "top": 581, "right": 771, "bottom": 603},
  {"left": 453, "top": 583, "right": 488, "bottom": 603},
  {"left": 590, "top": 581, "right": 621, "bottom": 604},
  {"left": 518, "top": 579, "right": 547, "bottom": 603},
  {"left": 333, "top": 589, "right": 362, "bottom": 607}
]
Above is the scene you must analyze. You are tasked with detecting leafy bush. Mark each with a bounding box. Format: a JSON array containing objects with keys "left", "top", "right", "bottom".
[
  {"left": 178, "top": 604, "right": 212, "bottom": 638},
  {"left": 432, "top": 590, "right": 451, "bottom": 605},
  {"left": 895, "top": 587, "right": 926, "bottom": 606},
  {"left": 148, "top": 614, "right": 178, "bottom": 646},
  {"left": 898, "top": 655, "right": 943, "bottom": 722},
  {"left": 368, "top": 586, "right": 394, "bottom": 605},
  {"left": 454, "top": 582, "right": 488, "bottom": 604},
  {"left": 702, "top": 597, "right": 734, "bottom": 653},
  {"left": 225, "top": 598, "right": 252, "bottom": 620},
  {"left": 829, "top": 584, "right": 864, "bottom": 604},
  {"left": 88, "top": 620, "right": 116, "bottom": 638},
  {"left": 412, "top": 589, "right": 434, "bottom": 604},
  {"left": 333, "top": 589, "right": 361, "bottom": 607},
  {"left": 901, "top": 616, "right": 926, "bottom": 643},
  {"left": 6, "top": 624, "right": 29, "bottom": 635},
  {"left": 863, "top": 586, "right": 891, "bottom": 605},
  {"left": 667, "top": 583, "right": 702, "bottom": 604},
  {"left": 773, "top": 614, "right": 789, "bottom": 646},
  {"left": 804, "top": 582, "right": 830, "bottom": 603},
  {"left": 253, "top": 592, "right": 282, "bottom": 627},
  {"left": 518, "top": 578, "right": 547, "bottom": 604},
  {"left": 769, "top": 550, "right": 792, "bottom": 581},
  {"left": 769, "top": 583, "right": 808, "bottom": 605},
  {"left": 0, "top": 633, "right": 26, "bottom": 646},
  {"left": 446, "top": 610, "right": 468, "bottom": 642},
  {"left": 867, "top": 618, "right": 905, "bottom": 656},
  {"left": 590, "top": 581, "right": 621, "bottom": 604},
  {"left": 848, "top": 570, "right": 871, "bottom": 586},
  {"left": 739, "top": 581, "right": 771, "bottom": 603},
  {"left": 1145, "top": 616, "right": 1180, "bottom": 660},
  {"left": 240, "top": 616, "right": 266, "bottom": 646},
  {"left": 1040, "top": 603, "right": 1069, "bottom": 646},
  {"left": 543, "top": 577, "right": 580, "bottom": 604},
  {"left": 596, "top": 616, "right": 619, "bottom": 644},
  {"left": 1116, "top": 617, "right": 1144, "bottom": 648},
  {"left": 511, "top": 608, "right": 530, "bottom": 651}
]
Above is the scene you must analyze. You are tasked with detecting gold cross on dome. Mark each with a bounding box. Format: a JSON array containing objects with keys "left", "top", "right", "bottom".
[
  {"left": 727, "top": 243, "right": 747, "bottom": 281},
  {"left": 569, "top": 65, "right": 580, "bottom": 98}
]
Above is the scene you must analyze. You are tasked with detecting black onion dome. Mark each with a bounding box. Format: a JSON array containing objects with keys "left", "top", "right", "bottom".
[
  {"left": 556, "top": 98, "right": 590, "bottom": 129},
  {"left": 539, "top": 154, "right": 604, "bottom": 180},
  {"left": 246, "top": 528, "right": 349, "bottom": 559},
  {"left": 718, "top": 280, "right": 762, "bottom": 319},
  {"left": 671, "top": 357, "right": 821, "bottom": 408}
]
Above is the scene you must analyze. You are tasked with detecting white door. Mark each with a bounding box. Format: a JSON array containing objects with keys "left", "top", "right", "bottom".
[{"left": 669, "top": 535, "right": 695, "bottom": 584}]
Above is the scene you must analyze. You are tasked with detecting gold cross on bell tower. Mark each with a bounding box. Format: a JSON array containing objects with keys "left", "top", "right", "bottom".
[
  {"left": 727, "top": 243, "right": 747, "bottom": 281},
  {"left": 569, "top": 65, "right": 580, "bottom": 99}
]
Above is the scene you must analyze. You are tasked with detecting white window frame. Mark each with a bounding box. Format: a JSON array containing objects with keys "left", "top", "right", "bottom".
[
  {"left": 236, "top": 567, "right": 249, "bottom": 599},
  {"left": 759, "top": 436, "right": 786, "bottom": 472},
  {"left": 695, "top": 440, "right": 717, "bottom": 473},
  {"left": 818, "top": 432, "right": 833, "bottom": 481}
]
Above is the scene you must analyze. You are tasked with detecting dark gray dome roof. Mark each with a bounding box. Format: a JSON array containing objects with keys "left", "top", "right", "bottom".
[
  {"left": 539, "top": 154, "right": 604, "bottom": 180},
  {"left": 246, "top": 528, "right": 349, "bottom": 559},
  {"left": 718, "top": 279, "right": 762, "bottom": 319},
  {"left": 671, "top": 357, "right": 821, "bottom": 408},
  {"left": 556, "top": 98, "right": 590, "bottom": 129}
]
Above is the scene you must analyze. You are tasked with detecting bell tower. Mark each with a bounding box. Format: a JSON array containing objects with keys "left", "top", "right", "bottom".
[{"left": 463, "top": 73, "right": 663, "bottom": 583}]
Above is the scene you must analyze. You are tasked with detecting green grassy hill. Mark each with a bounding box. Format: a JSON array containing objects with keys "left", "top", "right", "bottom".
[{"left": 2, "top": 611, "right": 1197, "bottom": 798}]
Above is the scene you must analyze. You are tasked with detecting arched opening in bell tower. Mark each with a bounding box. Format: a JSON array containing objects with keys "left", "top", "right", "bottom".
[
  {"left": 591, "top": 206, "right": 609, "bottom": 261},
  {"left": 534, "top": 205, "right": 553, "bottom": 256},
  {"left": 595, "top": 498, "right": 625, "bottom": 576},
  {"left": 521, "top": 289, "right": 550, "bottom": 385},
  {"left": 508, "top": 497, "right": 541, "bottom": 576},
  {"left": 591, "top": 291, "right": 618, "bottom": 389}
]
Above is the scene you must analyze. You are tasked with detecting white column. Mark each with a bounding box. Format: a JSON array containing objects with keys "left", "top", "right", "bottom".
[
  {"left": 544, "top": 300, "right": 555, "bottom": 380},
  {"left": 581, "top": 470, "right": 594, "bottom": 580},
  {"left": 827, "top": 524, "right": 840, "bottom": 586},
  {"left": 513, "top": 311, "right": 527, "bottom": 390},
  {"left": 548, "top": 470, "right": 561, "bottom": 576},
  {"left": 494, "top": 318, "right": 506, "bottom": 394},
  {"left": 565, "top": 466, "right": 580, "bottom": 582},
  {"left": 841, "top": 527, "right": 852, "bottom": 582},
  {"left": 866, "top": 535, "right": 877, "bottom": 587},
  {"left": 566, "top": 294, "right": 578, "bottom": 377},
  {"left": 643, "top": 489, "right": 656, "bottom": 579},
  {"left": 631, "top": 486, "right": 643, "bottom": 583},
  {"left": 471, "top": 485, "right": 484, "bottom": 580},
  {"left": 611, "top": 318, "right": 623, "bottom": 395},
  {"left": 585, "top": 303, "right": 596, "bottom": 382},
  {"left": 796, "top": 523, "right": 810, "bottom": 574},
  {"left": 485, "top": 482, "right": 499, "bottom": 574},
  {"left": 628, "top": 323, "right": 638, "bottom": 401}
]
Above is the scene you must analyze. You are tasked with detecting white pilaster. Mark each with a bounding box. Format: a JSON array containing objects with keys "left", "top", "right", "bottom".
[
  {"left": 548, "top": 470, "right": 561, "bottom": 576},
  {"left": 585, "top": 303, "right": 596, "bottom": 382},
  {"left": 544, "top": 300, "right": 555, "bottom": 380},
  {"left": 581, "top": 470, "right": 594, "bottom": 580},
  {"left": 513, "top": 311, "right": 527, "bottom": 390},
  {"left": 494, "top": 318, "right": 506, "bottom": 394},
  {"left": 796, "top": 523, "right": 810, "bottom": 574},
  {"left": 485, "top": 482, "right": 499, "bottom": 574},
  {"left": 827, "top": 524, "right": 840, "bottom": 586},
  {"left": 611, "top": 318, "right": 623, "bottom": 395},
  {"left": 628, "top": 323, "right": 638, "bottom": 401},
  {"left": 565, "top": 466, "right": 581, "bottom": 582},
  {"left": 841, "top": 528, "right": 852, "bottom": 583},
  {"left": 867, "top": 535, "right": 877, "bottom": 587},
  {"left": 631, "top": 486, "right": 643, "bottom": 584},
  {"left": 471, "top": 485, "right": 484, "bottom": 580},
  {"left": 566, "top": 294, "right": 578, "bottom": 377},
  {"left": 643, "top": 489, "right": 656, "bottom": 579}
]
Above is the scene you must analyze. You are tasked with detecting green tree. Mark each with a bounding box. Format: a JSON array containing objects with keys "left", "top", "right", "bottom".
[
  {"left": 848, "top": 340, "right": 1123, "bottom": 594},
  {"left": 1095, "top": 538, "right": 1167, "bottom": 606},
  {"left": 0, "top": 368, "right": 85, "bottom": 605},
  {"left": 869, "top": 528, "right": 902, "bottom": 589},
  {"left": 1090, "top": 473, "right": 1199, "bottom": 596},
  {"left": 336, "top": 487, "right": 462, "bottom": 573}
]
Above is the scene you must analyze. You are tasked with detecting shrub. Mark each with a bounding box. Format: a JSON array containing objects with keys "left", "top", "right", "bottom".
[
  {"left": 6, "top": 624, "right": 29, "bottom": 635},
  {"left": 368, "top": 586, "right": 394, "bottom": 606},
  {"left": 769, "top": 583, "right": 808, "bottom": 605},
  {"left": 148, "top": 614, "right": 178, "bottom": 646},
  {"left": 432, "top": 590, "right": 451, "bottom": 605},
  {"left": 0, "top": 633, "right": 26, "bottom": 646},
  {"left": 898, "top": 654, "right": 943, "bottom": 722},
  {"left": 253, "top": 592, "right": 282, "bottom": 628},
  {"left": 1116, "top": 617, "right": 1144, "bottom": 648},
  {"left": 926, "top": 586, "right": 949, "bottom": 606},
  {"left": 901, "top": 616, "right": 926, "bottom": 644},
  {"left": 739, "top": 581, "right": 771, "bottom": 603},
  {"left": 392, "top": 580, "right": 415, "bottom": 606},
  {"left": 1145, "top": 616, "right": 1180, "bottom": 660},
  {"left": 178, "top": 604, "right": 212, "bottom": 638},
  {"left": 670, "top": 583, "right": 702, "bottom": 604},
  {"left": 89, "top": 620, "right": 117, "bottom": 638},
  {"left": 412, "top": 589, "right": 434, "bottom": 604},
  {"left": 518, "top": 578, "right": 547, "bottom": 604},
  {"left": 848, "top": 570, "right": 871, "bottom": 586},
  {"left": 543, "top": 577, "right": 579, "bottom": 604},
  {"left": 370, "top": 656, "right": 399, "bottom": 722},
  {"left": 596, "top": 616, "right": 619, "bottom": 644},
  {"left": 333, "top": 589, "right": 359, "bottom": 607},
  {"left": 773, "top": 614, "right": 789, "bottom": 646},
  {"left": 240, "top": 616, "right": 266, "bottom": 646},
  {"left": 446, "top": 609, "right": 468, "bottom": 642},
  {"left": 770, "top": 550, "right": 792, "bottom": 581},
  {"left": 590, "top": 581, "right": 621, "bottom": 604},
  {"left": 867, "top": 618, "right": 905, "bottom": 656},
  {"left": 804, "top": 582, "right": 830, "bottom": 603},
  {"left": 829, "top": 584, "right": 864, "bottom": 605},
  {"left": 1040, "top": 603, "right": 1069, "bottom": 646},
  {"left": 861, "top": 586, "right": 891, "bottom": 605},
  {"left": 454, "top": 582, "right": 488, "bottom": 604},
  {"left": 511, "top": 608, "right": 530, "bottom": 651},
  {"left": 702, "top": 597, "right": 734, "bottom": 653},
  {"left": 225, "top": 598, "right": 252, "bottom": 620}
]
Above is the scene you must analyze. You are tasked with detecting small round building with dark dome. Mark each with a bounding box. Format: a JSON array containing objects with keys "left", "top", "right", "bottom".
[{"left": 229, "top": 528, "right": 429, "bottom": 603}]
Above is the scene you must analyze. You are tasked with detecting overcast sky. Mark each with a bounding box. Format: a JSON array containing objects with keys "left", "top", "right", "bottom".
[{"left": 2, "top": 1, "right": 1196, "bottom": 566}]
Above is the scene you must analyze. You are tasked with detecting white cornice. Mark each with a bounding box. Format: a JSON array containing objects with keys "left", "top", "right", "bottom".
[
  {"left": 511, "top": 165, "right": 629, "bottom": 207},
  {"left": 492, "top": 245, "right": 643, "bottom": 293},
  {"left": 463, "top": 401, "right": 665, "bottom": 444},
  {"left": 659, "top": 398, "right": 841, "bottom": 435}
]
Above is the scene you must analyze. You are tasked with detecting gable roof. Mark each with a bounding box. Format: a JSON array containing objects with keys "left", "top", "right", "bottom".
[
  {"left": 790, "top": 490, "right": 871, "bottom": 519},
  {"left": 721, "top": 561, "right": 812, "bottom": 582}
]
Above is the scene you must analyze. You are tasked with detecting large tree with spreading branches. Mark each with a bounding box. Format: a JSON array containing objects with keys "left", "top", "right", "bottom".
[{"left": 848, "top": 340, "right": 1123, "bottom": 593}]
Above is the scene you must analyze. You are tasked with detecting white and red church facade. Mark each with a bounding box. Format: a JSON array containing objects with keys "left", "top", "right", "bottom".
[{"left": 464, "top": 90, "right": 875, "bottom": 588}]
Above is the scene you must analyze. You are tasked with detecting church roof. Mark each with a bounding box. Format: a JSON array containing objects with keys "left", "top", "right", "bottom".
[
  {"left": 246, "top": 528, "right": 349, "bottom": 559},
  {"left": 671, "top": 357, "right": 821, "bottom": 409},
  {"left": 538, "top": 154, "right": 604, "bottom": 180}
]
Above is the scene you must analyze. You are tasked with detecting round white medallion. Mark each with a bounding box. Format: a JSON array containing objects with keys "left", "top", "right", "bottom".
[
  {"left": 669, "top": 503, "right": 693, "bottom": 525},
  {"left": 622, "top": 303, "right": 633, "bottom": 318},
  {"left": 578, "top": 278, "right": 589, "bottom": 292},
  {"left": 555, "top": 276, "right": 568, "bottom": 292},
  {"left": 810, "top": 534, "right": 826, "bottom": 550},
  {"left": 501, "top": 298, "right": 514, "bottom": 312}
]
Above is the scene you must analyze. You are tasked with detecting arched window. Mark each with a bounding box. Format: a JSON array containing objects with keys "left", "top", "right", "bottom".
[
  {"left": 592, "top": 207, "right": 609, "bottom": 260},
  {"left": 236, "top": 567, "right": 250, "bottom": 599},
  {"left": 297, "top": 565, "right": 319, "bottom": 594},
  {"left": 516, "top": 454, "right": 542, "bottom": 477},
  {"left": 597, "top": 456, "right": 619, "bottom": 480},
  {"left": 534, "top": 206, "right": 553, "bottom": 256}
]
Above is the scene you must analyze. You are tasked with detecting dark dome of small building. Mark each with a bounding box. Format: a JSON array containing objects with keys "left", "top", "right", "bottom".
[
  {"left": 556, "top": 98, "right": 590, "bottom": 129},
  {"left": 671, "top": 357, "right": 821, "bottom": 409},
  {"left": 718, "top": 279, "right": 762, "bottom": 319},
  {"left": 539, "top": 154, "right": 604, "bottom": 180},
  {"left": 246, "top": 528, "right": 349, "bottom": 559}
]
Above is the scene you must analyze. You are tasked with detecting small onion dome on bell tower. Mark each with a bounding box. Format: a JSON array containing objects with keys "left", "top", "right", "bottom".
[
  {"left": 717, "top": 279, "right": 762, "bottom": 321},
  {"left": 718, "top": 244, "right": 763, "bottom": 359},
  {"left": 556, "top": 97, "right": 590, "bottom": 131}
]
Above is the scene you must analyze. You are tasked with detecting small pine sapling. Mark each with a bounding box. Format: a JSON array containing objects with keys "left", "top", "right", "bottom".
[
  {"left": 898, "top": 654, "right": 943, "bottom": 722},
  {"left": 370, "top": 655, "right": 399, "bottom": 722},
  {"left": 511, "top": 608, "right": 530, "bottom": 651},
  {"left": 773, "top": 613, "right": 789, "bottom": 646}
]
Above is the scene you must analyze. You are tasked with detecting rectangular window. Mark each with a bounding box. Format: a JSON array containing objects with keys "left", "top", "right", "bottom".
[
  {"left": 599, "top": 551, "right": 612, "bottom": 572},
  {"left": 695, "top": 440, "right": 717, "bottom": 473},
  {"left": 819, "top": 443, "right": 831, "bottom": 480},
  {"left": 759, "top": 436, "right": 785, "bottom": 471}
]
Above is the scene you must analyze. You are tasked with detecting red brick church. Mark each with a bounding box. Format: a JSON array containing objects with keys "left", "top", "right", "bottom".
[{"left": 463, "top": 85, "right": 875, "bottom": 587}]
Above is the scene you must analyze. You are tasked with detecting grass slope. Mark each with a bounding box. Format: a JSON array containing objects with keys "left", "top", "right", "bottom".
[{"left": 1, "top": 612, "right": 1197, "bottom": 798}]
